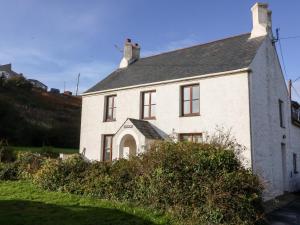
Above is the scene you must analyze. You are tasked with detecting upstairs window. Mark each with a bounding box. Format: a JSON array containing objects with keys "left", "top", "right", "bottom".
[
  {"left": 279, "top": 99, "right": 285, "bottom": 128},
  {"left": 105, "top": 95, "right": 116, "bottom": 121},
  {"left": 180, "top": 133, "right": 203, "bottom": 143},
  {"left": 103, "top": 135, "right": 113, "bottom": 161},
  {"left": 142, "top": 91, "right": 156, "bottom": 119},
  {"left": 181, "top": 84, "right": 200, "bottom": 116}
]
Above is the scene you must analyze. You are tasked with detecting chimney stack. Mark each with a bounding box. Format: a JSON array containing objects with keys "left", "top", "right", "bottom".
[
  {"left": 250, "top": 3, "right": 272, "bottom": 39},
  {"left": 119, "top": 38, "right": 141, "bottom": 68}
]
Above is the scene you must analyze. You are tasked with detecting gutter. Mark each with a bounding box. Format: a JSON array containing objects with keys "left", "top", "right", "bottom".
[
  {"left": 247, "top": 70, "right": 255, "bottom": 171},
  {"left": 81, "top": 67, "right": 251, "bottom": 96}
]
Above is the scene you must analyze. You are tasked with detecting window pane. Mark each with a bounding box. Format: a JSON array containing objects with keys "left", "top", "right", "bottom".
[
  {"left": 293, "top": 153, "right": 298, "bottom": 173},
  {"left": 151, "top": 92, "right": 156, "bottom": 104},
  {"left": 104, "top": 136, "right": 112, "bottom": 161},
  {"left": 183, "top": 87, "right": 190, "bottom": 100},
  {"left": 184, "top": 101, "right": 190, "bottom": 114},
  {"left": 112, "top": 108, "right": 116, "bottom": 120},
  {"left": 144, "top": 92, "right": 150, "bottom": 105},
  {"left": 181, "top": 135, "right": 192, "bottom": 142},
  {"left": 143, "top": 105, "right": 149, "bottom": 118},
  {"left": 106, "top": 96, "right": 116, "bottom": 121},
  {"left": 151, "top": 104, "right": 156, "bottom": 117},
  {"left": 104, "top": 148, "right": 111, "bottom": 161},
  {"left": 192, "top": 99, "right": 199, "bottom": 113},
  {"left": 107, "top": 108, "right": 113, "bottom": 119},
  {"left": 108, "top": 96, "right": 113, "bottom": 107},
  {"left": 193, "top": 135, "right": 203, "bottom": 143},
  {"left": 105, "top": 136, "right": 112, "bottom": 148},
  {"left": 192, "top": 85, "right": 199, "bottom": 100}
]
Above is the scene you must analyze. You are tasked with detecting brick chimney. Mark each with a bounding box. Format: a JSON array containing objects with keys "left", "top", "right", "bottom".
[
  {"left": 250, "top": 3, "right": 272, "bottom": 39},
  {"left": 119, "top": 39, "right": 140, "bottom": 68}
]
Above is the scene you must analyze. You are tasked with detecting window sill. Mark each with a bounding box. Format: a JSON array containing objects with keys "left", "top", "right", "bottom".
[
  {"left": 142, "top": 117, "right": 156, "bottom": 120},
  {"left": 104, "top": 120, "right": 116, "bottom": 123},
  {"left": 180, "top": 113, "right": 200, "bottom": 118}
]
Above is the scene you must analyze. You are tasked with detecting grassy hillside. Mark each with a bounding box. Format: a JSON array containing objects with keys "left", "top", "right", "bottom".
[{"left": 0, "top": 76, "right": 81, "bottom": 148}]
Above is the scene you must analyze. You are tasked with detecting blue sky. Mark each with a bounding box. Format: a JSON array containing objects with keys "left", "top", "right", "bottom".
[{"left": 1, "top": 0, "right": 300, "bottom": 98}]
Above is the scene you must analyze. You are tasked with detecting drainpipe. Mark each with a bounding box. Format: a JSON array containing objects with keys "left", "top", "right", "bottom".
[{"left": 288, "top": 79, "right": 292, "bottom": 101}]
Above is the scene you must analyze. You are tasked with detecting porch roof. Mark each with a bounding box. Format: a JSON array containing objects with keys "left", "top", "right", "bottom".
[{"left": 128, "top": 118, "right": 162, "bottom": 140}]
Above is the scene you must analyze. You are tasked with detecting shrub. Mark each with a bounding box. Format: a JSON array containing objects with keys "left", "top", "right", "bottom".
[
  {"left": 0, "top": 162, "right": 19, "bottom": 180},
  {"left": 32, "top": 141, "right": 264, "bottom": 225},
  {"left": 0, "top": 152, "right": 45, "bottom": 181},
  {"left": 3, "top": 76, "right": 32, "bottom": 90},
  {"left": 16, "top": 152, "right": 45, "bottom": 179},
  {"left": 33, "top": 158, "right": 62, "bottom": 190},
  {"left": 60, "top": 154, "right": 89, "bottom": 194},
  {"left": 109, "top": 158, "right": 143, "bottom": 200},
  {"left": 34, "top": 154, "right": 89, "bottom": 193},
  {"left": 82, "top": 161, "right": 112, "bottom": 198}
]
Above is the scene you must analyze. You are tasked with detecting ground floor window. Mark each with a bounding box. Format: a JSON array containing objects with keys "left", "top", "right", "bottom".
[
  {"left": 293, "top": 153, "right": 298, "bottom": 174},
  {"left": 103, "top": 135, "right": 113, "bottom": 161},
  {"left": 179, "top": 133, "right": 202, "bottom": 143}
]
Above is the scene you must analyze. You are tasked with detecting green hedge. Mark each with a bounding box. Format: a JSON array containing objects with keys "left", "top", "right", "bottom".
[
  {"left": 31, "top": 141, "right": 264, "bottom": 225},
  {"left": 0, "top": 152, "right": 46, "bottom": 180}
]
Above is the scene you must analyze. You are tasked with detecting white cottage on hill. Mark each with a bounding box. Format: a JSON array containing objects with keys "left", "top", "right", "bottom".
[{"left": 80, "top": 3, "right": 300, "bottom": 199}]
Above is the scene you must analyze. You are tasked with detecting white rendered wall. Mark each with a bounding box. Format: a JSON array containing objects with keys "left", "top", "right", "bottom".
[
  {"left": 249, "top": 36, "right": 300, "bottom": 198},
  {"left": 80, "top": 72, "right": 252, "bottom": 165}
]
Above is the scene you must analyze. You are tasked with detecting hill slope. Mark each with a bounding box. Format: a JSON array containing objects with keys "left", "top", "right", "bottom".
[{"left": 0, "top": 77, "right": 81, "bottom": 148}]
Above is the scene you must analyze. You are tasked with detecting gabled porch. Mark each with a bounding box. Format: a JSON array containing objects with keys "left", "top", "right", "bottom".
[{"left": 112, "top": 118, "right": 163, "bottom": 160}]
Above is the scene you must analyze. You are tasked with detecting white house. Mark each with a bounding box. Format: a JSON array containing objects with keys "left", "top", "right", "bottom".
[{"left": 80, "top": 3, "right": 300, "bottom": 199}]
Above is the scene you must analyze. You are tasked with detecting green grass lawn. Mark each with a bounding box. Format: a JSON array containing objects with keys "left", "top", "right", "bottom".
[
  {"left": 12, "top": 146, "right": 78, "bottom": 154},
  {"left": 0, "top": 181, "right": 172, "bottom": 225}
]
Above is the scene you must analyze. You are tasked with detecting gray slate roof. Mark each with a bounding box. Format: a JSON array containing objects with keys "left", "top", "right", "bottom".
[
  {"left": 86, "top": 33, "right": 265, "bottom": 93},
  {"left": 129, "top": 118, "right": 162, "bottom": 140}
]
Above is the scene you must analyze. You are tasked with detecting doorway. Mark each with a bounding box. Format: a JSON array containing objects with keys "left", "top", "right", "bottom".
[
  {"left": 119, "top": 134, "right": 137, "bottom": 159},
  {"left": 281, "top": 143, "right": 287, "bottom": 192}
]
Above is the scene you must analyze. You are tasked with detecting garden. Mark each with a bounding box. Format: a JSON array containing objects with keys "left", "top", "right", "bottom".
[{"left": 0, "top": 136, "right": 266, "bottom": 225}]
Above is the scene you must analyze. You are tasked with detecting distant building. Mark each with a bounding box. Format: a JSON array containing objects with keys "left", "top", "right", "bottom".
[
  {"left": 28, "top": 79, "right": 48, "bottom": 91},
  {"left": 64, "top": 91, "right": 72, "bottom": 96},
  {"left": 0, "top": 64, "right": 22, "bottom": 78},
  {"left": 50, "top": 88, "right": 60, "bottom": 94},
  {"left": 292, "top": 101, "right": 300, "bottom": 126}
]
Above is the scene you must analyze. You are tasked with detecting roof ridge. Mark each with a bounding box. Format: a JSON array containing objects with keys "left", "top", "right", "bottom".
[{"left": 140, "top": 32, "right": 252, "bottom": 60}]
